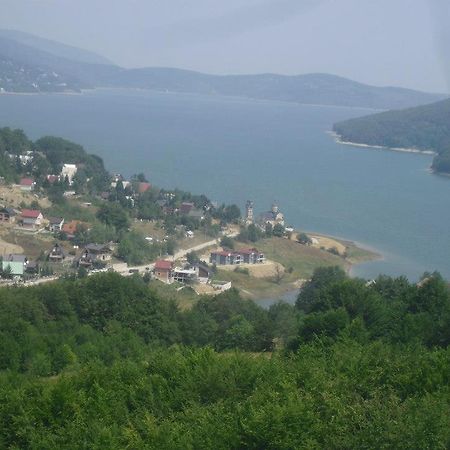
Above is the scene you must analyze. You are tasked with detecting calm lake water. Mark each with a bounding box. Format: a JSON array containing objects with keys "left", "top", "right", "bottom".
[{"left": 1, "top": 88, "right": 449, "bottom": 281}]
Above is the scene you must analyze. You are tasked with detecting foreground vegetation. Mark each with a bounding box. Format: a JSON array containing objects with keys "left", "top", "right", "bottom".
[
  {"left": 333, "top": 98, "right": 450, "bottom": 174},
  {"left": 1, "top": 268, "right": 449, "bottom": 448}
]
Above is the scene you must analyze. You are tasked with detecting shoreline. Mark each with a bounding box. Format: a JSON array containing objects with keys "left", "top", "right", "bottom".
[
  {"left": 329, "top": 131, "right": 437, "bottom": 156},
  {"left": 0, "top": 87, "right": 381, "bottom": 112}
]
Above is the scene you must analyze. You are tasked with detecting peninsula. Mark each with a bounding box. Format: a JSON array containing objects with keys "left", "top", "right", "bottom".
[{"left": 332, "top": 98, "right": 450, "bottom": 175}]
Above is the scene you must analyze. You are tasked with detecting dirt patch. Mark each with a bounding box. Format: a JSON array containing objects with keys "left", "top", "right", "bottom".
[
  {"left": 0, "top": 236, "right": 23, "bottom": 254},
  {"left": 307, "top": 234, "right": 346, "bottom": 255},
  {"left": 0, "top": 185, "right": 51, "bottom": 209}
]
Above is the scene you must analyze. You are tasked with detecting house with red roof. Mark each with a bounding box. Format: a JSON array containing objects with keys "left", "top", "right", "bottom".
[
  {"left": 20, "top": 178, "right": 36, "bottom": 191},
  {"left": 209, "top": 249, "right": 243, "bottom": 266},
  {"left": 153, "top": 260, "right": 174, "bottom": 283},
  {"left": 137, "top": 182, "right": 151, "bottom": 194},
  {"left": 21, "top": 209, "right": 44, "bottom": 228},
  {"left": 62, "top": 220, "right": 88, "bottom": 239}
]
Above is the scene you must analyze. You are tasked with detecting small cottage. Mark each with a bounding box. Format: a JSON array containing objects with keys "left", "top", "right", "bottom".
[
  {"left": 48, "top": 217, "right": 65, "bottom": 232},
  {"left": 21, "top": 209, "right": 44, "bottom": 228},
  {"left": 0, "top": 207, "right": 19, "bottom": 223},
  {"left": 1, "top": 254, "right": 28, "bottom": 276},
  {"left": 153, "top": 260, "right": 173, "bottom": 283},
  {"left": 48, "top": 243, "right": 66, "bottom": 262},
  {"left": 20, "top": 178, "right": 35, "bottom": 191},
  {"left": 84, "top": 243, "right": 113, "bottom": 262}
]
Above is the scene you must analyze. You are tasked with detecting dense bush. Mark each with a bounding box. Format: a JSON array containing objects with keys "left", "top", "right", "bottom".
[{"left": 0, "top": 269, "right": 449, "bottom": 448}]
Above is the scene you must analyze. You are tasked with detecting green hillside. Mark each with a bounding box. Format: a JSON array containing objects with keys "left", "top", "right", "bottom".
[
  {"left": 0, "top": 30, "right": 447, "bottom": 110},
  {"left": 0, "top": 269, "right": 449, "bottom": 448},
  {"left": 333, "top": 98, "right": 450, "bottom": 174}
]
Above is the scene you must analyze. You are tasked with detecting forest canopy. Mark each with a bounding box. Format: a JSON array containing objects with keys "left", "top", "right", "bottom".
[{"left": 0, "top": 269, "right": 449, "bottom": 448}]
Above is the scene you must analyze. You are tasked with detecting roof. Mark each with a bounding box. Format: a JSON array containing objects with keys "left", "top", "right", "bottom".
[
  {"left": 62, "top": 220, "right": 85, "bottom": 235},
  {"left": 0, "top": 207, "right": 18, "bottom": 216},
  {"left": 50, "top": 243, "right": 65, "bottom": 256},
  {"left": 138, "top": 182, "right": 151, "bottom": 193},
  {"left": 154, "top": 260, "right": 173, "bottom": 270},
  {"left": 20, "top": 178, "right": 34, "bottom": 186},
  {"left": 2, "top": 254, "right": 27, "bottom": 263},
  {"left": 211, "top": 250, "right": 235, "bottom": 257},
  {"left": 180, "top": 202, "right": 194, "bottom": 214},
  {"left": 21, "top": 209, "right": 42, "bottom": 219},
  {"left": 238, "top": 248, "right": 261, "bottom": 255},
  {"left": 85, "top": 243, "right": 111, "bottom": 253},
  {"left": 188, "top": 209, "right": 204, "bottom": 218},
  {"left": 49, "top": 217, "right": 64, "bottom": 225}
]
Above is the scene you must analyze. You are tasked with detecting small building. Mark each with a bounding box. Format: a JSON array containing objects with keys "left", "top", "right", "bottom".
[
  {"left": 210, "top": 250, "right": 242, "bottom": 266},
  {"left": 61, "top": 164, "right": 78, "bottom": 184},
  {"left": 20, "top": 178, "right": 35, "bottom": 191},
  {"left": 48, "top": 243, "right": 65, "bottom": 262},
  {"left": 188, "top": 208, "right": 204, "bottom": 220},
  {"left": 1, "top": 254, "right": 28, "bottom": 276},
  {"left": 210, "top": 248, "right": 264, "bottom": 265},
  {"left": 0, "top": 207, "right": 19, "bottom": 223},
  {"left": 153, "top": 260, "right": 173, "bottom": 283},
  {"left": 179, "top": 202, "right": 194, "bottom": 215},
  {"left": 48, "top": 217, "right": 65, "bottom": 232},
  {"left": 84, "top": 243, "right": 113, "bottom": 262},
  {"left": 21, "top": 209, "right": 44, "bottom": 228},
  {"left": 238, "top": 248, "right": 265, "bottom": 264},
  {"left": 173, "top": 267, "right": 198, "bottom": 284},
  {"left": 77, "top": 250, "right": 96, "bottom": 269}
]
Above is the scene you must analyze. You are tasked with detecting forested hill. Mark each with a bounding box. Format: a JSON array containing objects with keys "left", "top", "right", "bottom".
[
  {"left": 333, "top": 98, "right": 450, "bottom": 174},
  {"left": 0, "top": 268, "right": 449, "bottom": 448},
  {"left": 0, "top": 30, "right": 447, "bottom": 109},
  {"left": 0, "top": 29, "right": 112, "bottom": 65}
]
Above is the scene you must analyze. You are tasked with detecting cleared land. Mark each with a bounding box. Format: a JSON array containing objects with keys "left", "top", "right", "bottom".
[
  {"left": 0, "top": 185, "right": 51, "bottom": 209},
  {"left": 211, "top": 236, "right": 378, "bottom": 301}
]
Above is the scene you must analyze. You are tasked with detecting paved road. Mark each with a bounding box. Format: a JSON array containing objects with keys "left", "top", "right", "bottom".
[
  {"left": 118, "top": 232, "right": 239, "bottom": 276},
  {"left": 11, "top": 231, "right": 239, "bottom": 286}
]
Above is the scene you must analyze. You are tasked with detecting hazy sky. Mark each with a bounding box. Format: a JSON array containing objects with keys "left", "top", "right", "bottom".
[{"left": 1, "top": 0, "right": 449, "bottom": 92}]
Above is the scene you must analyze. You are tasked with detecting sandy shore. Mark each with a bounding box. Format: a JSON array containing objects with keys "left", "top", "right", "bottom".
[{"left": 329, "top": 131, "right": 437, "bottom": 156}]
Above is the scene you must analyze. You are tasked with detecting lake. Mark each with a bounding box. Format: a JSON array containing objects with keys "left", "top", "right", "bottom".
[{"left": 1, "top": 88, "right": 449, "bottom": 281}]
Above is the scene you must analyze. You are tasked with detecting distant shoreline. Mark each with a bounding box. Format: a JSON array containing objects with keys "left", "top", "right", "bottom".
[{"left": 329, "top": 131, "right": 437, "bottom": 156}]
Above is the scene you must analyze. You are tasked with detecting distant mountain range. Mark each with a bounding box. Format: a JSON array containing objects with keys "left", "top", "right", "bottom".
[
  {"left": 333, "top": 98, "right": 450, "bottom": 174},
  {"left": 0, "top": 29, "right": 447, "bottom": 109}
]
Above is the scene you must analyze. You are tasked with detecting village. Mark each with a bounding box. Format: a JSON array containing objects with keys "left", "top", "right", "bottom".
[{"left": 0, "top": 130, "right": 377, "bottom": 300}]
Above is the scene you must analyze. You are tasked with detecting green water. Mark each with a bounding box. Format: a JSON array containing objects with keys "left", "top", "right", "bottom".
[{"left": 1, "top": 88, "right": 449, "bottom": 281}]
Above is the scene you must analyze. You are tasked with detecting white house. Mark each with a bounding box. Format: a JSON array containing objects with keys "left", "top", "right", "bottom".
[{"left": 61, "top": 164, "right": 78, "bottom": 184}]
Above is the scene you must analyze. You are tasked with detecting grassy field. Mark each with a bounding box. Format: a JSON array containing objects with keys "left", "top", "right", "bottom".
[
  {"left": 213, "top": 236, "right": 379, "bottom": 301},
  {"left": 1, "top": 230, "right": 54, "bottom": 259},
  {"left": 147, "top": 280, "right": 200, "bottom": 310}
]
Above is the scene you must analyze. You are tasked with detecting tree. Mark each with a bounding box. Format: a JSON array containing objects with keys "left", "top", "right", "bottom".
[
  {"left": 97, "top": 203, "right": 130, "bottom": 231},
  {"left": 272, "top": 223, "right": 285, "bottom": 237},
  {"left": 298, "top": 232, "right": 312, "bottom": 245},
  {"left": 186, "top": 251, "right": 200, "bottom": 266},
  {"left": 296, "top": 266, "right": 347, "bottom": 312},
  {"left": 220, "top": 236, "right": 235, "bottom": 249}
]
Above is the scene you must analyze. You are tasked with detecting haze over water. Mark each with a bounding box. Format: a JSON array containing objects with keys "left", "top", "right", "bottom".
[{"left": 1, "top": 88, "right": 449, "bottom": 281}]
